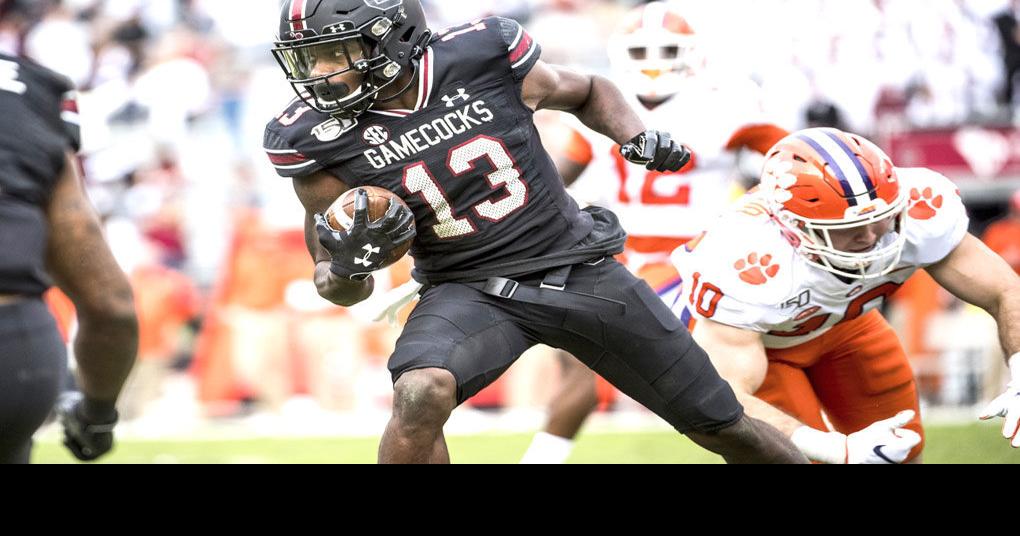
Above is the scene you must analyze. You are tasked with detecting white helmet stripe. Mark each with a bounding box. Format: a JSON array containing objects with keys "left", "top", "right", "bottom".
[
  {"left": 642, "top": 1, "right": 667, "bottom": 31},
  {"left": 799, "top": 129, "right": 873, "bottom": 205}
]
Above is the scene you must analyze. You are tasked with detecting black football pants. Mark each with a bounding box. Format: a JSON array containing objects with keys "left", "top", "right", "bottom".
[
  {"left": 0, "top": 299, "right": 66, "bottom": 464},
  {"left": 388, "top": 258, "right": 744, "bottom": 434}
]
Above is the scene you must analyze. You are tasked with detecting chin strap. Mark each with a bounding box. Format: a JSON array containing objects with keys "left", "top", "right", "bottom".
[{"left": 373, "top": 30, "right": 432, "bottom": 105}]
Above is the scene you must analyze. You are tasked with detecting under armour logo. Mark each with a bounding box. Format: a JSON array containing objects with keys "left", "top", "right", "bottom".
[
  {"left": 354, "top": 243, "right": 382, "bottom": 267},
  {"left": 441, "top": 88, "right": 470, "bottom": 107}
]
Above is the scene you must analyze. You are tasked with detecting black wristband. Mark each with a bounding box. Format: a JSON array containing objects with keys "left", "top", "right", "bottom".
[{"left": 81, "top": 398, "right": 118, "bottom": 424}]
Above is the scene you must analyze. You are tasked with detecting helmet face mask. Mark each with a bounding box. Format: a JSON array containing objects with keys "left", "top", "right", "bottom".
[
  {"left": 274, "top": 29, "right": 394, "bottom": 120},
  {"left": 273, "top": 0, "right": 431, "bottom": 120},
  {"left": 781, "top": 203, "right": 909, "bottom": 280},
  {"left": 760, "top": 128, "right": 909, "bottom": 281}
]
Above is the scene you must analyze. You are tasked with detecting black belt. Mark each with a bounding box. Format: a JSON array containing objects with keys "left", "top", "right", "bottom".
[{"left": 464, "top": 261, "right": 626, "bottom": 316}]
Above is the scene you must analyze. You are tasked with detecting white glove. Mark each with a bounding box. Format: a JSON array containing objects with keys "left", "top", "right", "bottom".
[
  {"left": 371, "top": 280, "right": 423, "bottom": 326},
  {"left": 846, "top": 410, "right": 922, "bottom": 464},
  {"left": 979, "top": 354, "right": 1020, "bottom": 448},
  {"left": 792, "top": 410, "right": 921, "bottom": 464}
]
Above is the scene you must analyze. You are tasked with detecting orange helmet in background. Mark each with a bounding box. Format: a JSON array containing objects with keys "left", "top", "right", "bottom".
[
  {"left": 759, "top": 128, "right": 909, "bottom": 279},
  {"left": 608, "top": 1, "right": 703, "bottom": 101}
]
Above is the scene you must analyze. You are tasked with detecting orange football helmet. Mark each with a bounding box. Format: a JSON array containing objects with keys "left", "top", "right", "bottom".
[{"left": 759, "top": 128, "right": 909, "bottom": 279}]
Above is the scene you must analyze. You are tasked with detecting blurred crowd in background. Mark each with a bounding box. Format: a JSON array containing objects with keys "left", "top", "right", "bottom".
[{"left": 3, "top": 0, "right": 1020, "bottom": 431}]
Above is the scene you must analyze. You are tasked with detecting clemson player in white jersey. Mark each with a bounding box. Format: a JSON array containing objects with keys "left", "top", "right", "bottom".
[
  {"left": 521, "top": 1, "right": 787, "bottom": 463},
  {"left": 670, "top": 127, "right": 1020, "bottom": 463}
]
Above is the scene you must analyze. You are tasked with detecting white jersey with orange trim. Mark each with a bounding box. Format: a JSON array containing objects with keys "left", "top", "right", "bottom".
[
  {"left": 568, "top": 73, "right": 782, "bottom": 258},
  {"left": 670, "top": 167, "right": 969, "bottom": 350}
]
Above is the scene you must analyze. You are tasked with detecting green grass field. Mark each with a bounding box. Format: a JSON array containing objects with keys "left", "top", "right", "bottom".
[{"left": 29, "top": 423, "right": 1018, "bottom": 464}]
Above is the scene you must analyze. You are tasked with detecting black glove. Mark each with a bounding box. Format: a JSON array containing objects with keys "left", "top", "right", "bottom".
[
  {"left": 315, "top": 188, "right": 416, "bottom": 280},
  {"left": 55, "top": 392, "right": 118, "bottom": 462},
  {"left": 620, "top": 130, "right": 691, "bottom": 172}
]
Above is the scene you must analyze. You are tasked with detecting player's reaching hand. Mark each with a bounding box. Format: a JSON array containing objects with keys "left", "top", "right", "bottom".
[
  {"left": 793, "top": 410, "right": 921, "bottom": 464},
  {"left": 844, "top": 411, "right": 922, "bottom": 464},
  {"left": 620, "top": 130, "right": 691, "bottom": 172},
  {"left": 979, "top": 354, "right": 1020, "bottom": 448}
]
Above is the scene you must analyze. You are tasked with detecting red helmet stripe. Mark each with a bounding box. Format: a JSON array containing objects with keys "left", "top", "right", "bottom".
[{"left": 289, "top": 0, "right": 308, "bottom": 32}]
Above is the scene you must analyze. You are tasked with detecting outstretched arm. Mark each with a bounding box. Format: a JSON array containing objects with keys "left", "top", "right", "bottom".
[
  {"left": 522, "top": 60, "right": 644, "bottom": 146},
  {"left": 694, "top": 318, "right": 921, "bottom": 463},
  {"left": 927, "top": 233, "right": 1020, "bottom": 358},
  {"left": 694, "top": 319, "right": 802, "bottom": 435},
  {"left": 927, "top": 233, "right": 1020, "bottom": 447},
  {"left": 521, "top": 61, "right": 688, "bottom": 172}
]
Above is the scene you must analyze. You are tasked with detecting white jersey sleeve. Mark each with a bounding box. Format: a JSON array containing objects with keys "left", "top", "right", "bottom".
[
  {"left": 897, "top": 167, "right": 969, "bottom": 266},
  {"left": 670, "top": 206, "right": 798, "bottom": 333}
]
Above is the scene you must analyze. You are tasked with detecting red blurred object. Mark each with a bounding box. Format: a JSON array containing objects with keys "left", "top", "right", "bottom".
[{"left": 884, "top": 127, "right": 1020, "bottom": 180}]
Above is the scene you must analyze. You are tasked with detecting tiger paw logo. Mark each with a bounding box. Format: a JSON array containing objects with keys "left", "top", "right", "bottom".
[
  {"left": 761, "top": 160, "right": 797, "bottom": 203},
  {"left": 735, "top": 253, "right": 780, "bottom": 285},
  {"left": 908, "top": 187, "right": 943, "bottom": 220}
]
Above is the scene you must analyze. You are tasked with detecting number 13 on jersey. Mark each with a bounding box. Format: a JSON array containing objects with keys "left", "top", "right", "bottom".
[{"left": 403, "top": 135, "right": 529, "bottom": 239}]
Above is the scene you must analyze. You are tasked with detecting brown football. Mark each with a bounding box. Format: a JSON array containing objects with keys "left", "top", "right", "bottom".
[{"left": 325, "top": 186, "right": 414, "bottom": 269}]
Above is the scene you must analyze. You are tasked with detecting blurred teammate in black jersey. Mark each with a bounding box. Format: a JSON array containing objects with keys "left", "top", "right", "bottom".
[{"left": 0, "top": 38, "right": 137, "bottom": 463}]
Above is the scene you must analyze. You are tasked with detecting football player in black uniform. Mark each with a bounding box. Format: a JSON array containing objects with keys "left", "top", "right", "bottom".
[
  {"left": 265, "top": 0, "right": 806, "bottom": 463},
  {"left": 0, "top": 50, "right": 138, "bottom": 463}
]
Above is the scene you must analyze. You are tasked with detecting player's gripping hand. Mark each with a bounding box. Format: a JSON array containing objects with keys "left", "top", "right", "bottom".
[
  {"left": 792, "top": 410, "right": 921, "bottom": 464},
  {"left": 315, "top": 189, "right": 416, "bottom": 281},
  {"left": 979, "top": 354, "right": 1020, "bottom": 448},
  {"left": 56, "top": 392, "right": 118, "bottom": 462},
  {"left": 845, "top": 410, "right": 922, "bottom": 464},
  {"left": 620, "top": 130, "right": 691, "bottom": 172}
]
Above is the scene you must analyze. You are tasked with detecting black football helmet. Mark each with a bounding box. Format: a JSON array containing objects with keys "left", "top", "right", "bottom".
[{"left": 272, "top": 0, "right": 432, "bottom": 120}]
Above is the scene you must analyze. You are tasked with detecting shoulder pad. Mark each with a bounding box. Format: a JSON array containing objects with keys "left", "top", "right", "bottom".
[
  {"left": 898, "top": 167, "right": 969, "bottom": 266},
  {"left": 264, "top": 97, "right": 360, "bottom": 178}
]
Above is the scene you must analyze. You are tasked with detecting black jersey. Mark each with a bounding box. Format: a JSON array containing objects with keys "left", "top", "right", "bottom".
[
  {"left": 0, "top": 54, "right": 80, "bottom": 296},
  {"left": 265, "top": 17, "right": 620, "bottom": 284}
]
